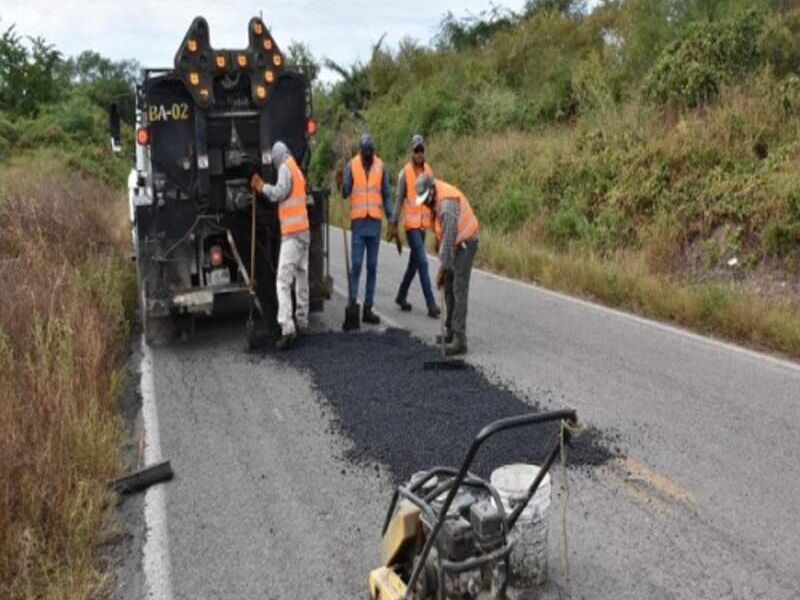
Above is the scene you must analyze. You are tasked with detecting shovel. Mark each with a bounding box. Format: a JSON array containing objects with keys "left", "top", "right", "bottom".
[
  {"left": 245, "top": 191, "right": 262, "bottom": 348},
  {"left": 424, "top": 286, "right": 465, "bottom": 370},
  {"left": 342, "top": 227, "right": 360, "bottom": 331}
]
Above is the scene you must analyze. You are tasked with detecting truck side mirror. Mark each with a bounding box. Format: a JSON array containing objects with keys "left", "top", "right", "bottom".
[{"left": 109, "top": 103, "right": 122, "bottom": 154}]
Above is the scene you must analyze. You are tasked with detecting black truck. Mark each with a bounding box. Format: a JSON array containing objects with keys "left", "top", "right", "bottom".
[{"left": 115, "top": 16, "right": 330, "bottom": 342}]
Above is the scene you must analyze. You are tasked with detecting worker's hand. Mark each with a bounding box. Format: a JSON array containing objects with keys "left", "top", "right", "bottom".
[
  {"left": 436, "top": 266, "right": 447, "bottom": 290},
  {"left": 387, "top": 222, "right": 399, "bottom": 241},
  {"left": 250, "top": 173, "right": 265, "bottom": 195}
]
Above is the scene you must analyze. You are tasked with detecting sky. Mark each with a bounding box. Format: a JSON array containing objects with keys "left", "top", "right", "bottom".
[{"left": 0, "top": 1, "right": 539, "bottom": 83}]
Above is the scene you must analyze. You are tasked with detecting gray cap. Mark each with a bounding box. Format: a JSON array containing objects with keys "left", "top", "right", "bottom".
[
  {"left": 271, "top": 141, "right": 290, "bottom": 166},
  {"left": 360, "top": 133, "right": 375, "bottom": 151},
  {"left": 410, "top": 134, "right": 425, "bottom": 150},
  {"left": 414, "top": 172, "right": 435, "bottom": 206}
]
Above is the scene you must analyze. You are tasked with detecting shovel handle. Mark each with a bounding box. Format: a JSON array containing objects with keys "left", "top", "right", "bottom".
[
  {"left": 438, "top": 286, "right": 446, "bottom": 357},
  {"left": 250, "top": 191, "right": 257, "bottom": 294}
]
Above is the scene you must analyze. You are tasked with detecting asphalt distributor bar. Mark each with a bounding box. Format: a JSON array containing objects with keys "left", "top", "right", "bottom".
[{"left": 269, "top": 329, "right": 613, "bottom": 483}]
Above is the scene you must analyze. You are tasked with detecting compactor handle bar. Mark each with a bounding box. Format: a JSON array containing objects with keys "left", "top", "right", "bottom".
[{"left": 404, "top": 409, "right": 578, "bottom": 599}]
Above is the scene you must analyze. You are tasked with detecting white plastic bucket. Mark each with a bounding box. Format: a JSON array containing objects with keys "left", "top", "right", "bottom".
[{"left": 491, "top": 463, "right": 551, "bottom": 587}]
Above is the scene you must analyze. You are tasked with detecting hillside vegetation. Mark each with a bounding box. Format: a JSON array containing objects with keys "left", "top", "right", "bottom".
[{"left": 310, "top": 0, "right": 800, "bottom": 356}]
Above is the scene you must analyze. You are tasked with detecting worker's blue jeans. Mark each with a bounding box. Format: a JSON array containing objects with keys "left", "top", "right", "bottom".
[
  {"left": 397, "top": 228, "right": 436, "bottom": 310},
  {"left": 349, "top": 225, "right": 381, "bottom": 309}
]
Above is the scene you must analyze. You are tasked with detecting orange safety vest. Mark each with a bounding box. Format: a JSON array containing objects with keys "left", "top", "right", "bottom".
[
  {"left": 350, "top": 155, "right": 385, "bottom": 220},
  {"left": 278, "top": 157, "right": 310, "bottom": 237},
  {"left": 433, "top": 181, "right": 480, "bottom": 246},
  {"left": 402, "top": 162, "right": 433, "bottom": 231}
]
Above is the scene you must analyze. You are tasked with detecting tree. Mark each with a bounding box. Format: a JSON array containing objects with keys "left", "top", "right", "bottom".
[
  {"left": 61, "top": 51, "right": 139, "bottom": 123},
  {"left": 0, "top": 26, "right": 64, "bottom": 117},
  {"left": 286, "top": 41, "right": 320, "bottom": 83},
  {"left": 524, "top": 0, "right": 587, "bottom": 17}
]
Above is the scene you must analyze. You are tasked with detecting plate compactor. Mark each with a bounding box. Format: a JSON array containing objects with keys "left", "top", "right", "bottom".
[{"left": 369, "top": 410, "right": 578, "bottom": 600}]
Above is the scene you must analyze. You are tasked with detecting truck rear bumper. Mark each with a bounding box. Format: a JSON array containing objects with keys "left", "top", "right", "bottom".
[{"left": 147, "top": 285, "right": 249, "bottom": 317}]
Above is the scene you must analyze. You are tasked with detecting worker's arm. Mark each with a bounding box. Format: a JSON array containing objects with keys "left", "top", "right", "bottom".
[
  {"left": 438, "top": 198, "right": 460, "bottom": 270},
  {"left": 391, "top": 169, "right": 406, "bottom": 226},
  {"left": 342, "top": 162, "right": 353, "bottom": 199},
  {"left": 261, "top": 163, "right": 292, "bottom": 203},
  {"left": 381, "top": 166, "right": 394, "bottom": 222}
]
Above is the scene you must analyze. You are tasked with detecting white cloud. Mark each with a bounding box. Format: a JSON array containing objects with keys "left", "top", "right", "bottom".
[{"left": 1, "top": 1, "right": 532, "bottom": 81}]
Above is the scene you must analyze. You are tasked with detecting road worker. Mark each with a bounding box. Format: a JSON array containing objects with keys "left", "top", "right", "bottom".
[
  {"left": 250, "top": 141, "right": 310, "bottom": 350},
  {"left": 389, "top": 134, "right": 440, "bottom": 318},
  {"left": 415, "top": 173, "right": 479, "bottom": 356},
  {"left": 342, "top": 133, "right": 394, "bottom": 324}
]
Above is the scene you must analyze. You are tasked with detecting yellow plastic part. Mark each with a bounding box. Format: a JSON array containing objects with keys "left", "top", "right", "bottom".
[
  {"left": 381, "top": 501, "right": 421, "bottom": 566},
  {"left": 369, "top": 566, "right": 407, "bottom": 600}
]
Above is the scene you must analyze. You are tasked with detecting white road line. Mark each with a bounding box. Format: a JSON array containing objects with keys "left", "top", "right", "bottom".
[
  {"left": 140, "top": 339, "right": 174, "bottom": 600},
  {"left": 331, "top": 227, "right": 800, "bottom": 375}
]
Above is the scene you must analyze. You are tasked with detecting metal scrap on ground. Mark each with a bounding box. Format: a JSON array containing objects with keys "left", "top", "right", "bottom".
[{"left": 272, "top": 329, "right": 614, "bottom": 482}]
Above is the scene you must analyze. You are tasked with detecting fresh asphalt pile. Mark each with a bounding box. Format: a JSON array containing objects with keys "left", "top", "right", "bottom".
[{"left": 274, "top": 329, "right": 613, "bottom": 482}]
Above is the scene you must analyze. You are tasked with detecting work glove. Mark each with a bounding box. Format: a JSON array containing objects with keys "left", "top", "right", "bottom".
[
  {"left": 436, "top": 266, "right": 449, "bottom": 290},
  {"left": 250, "top": 173, "right": 265, "bottom": 195},
  {"left": 387, "top": 222, "right": 399, "bottom": 241}
]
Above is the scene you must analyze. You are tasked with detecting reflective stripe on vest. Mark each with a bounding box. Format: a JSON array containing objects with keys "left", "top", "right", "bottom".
[
  {"left": 402, "top": 162, "right": 433, "bottom": 230},
  {"left": 279, "top": 157, "right": 310, "bottom": 237},
  {"left": 350, "top": 156, "right": 384, "bottom": 220},
  {"left": 433, "top": 181, "right": 480, "bottom": 245}
]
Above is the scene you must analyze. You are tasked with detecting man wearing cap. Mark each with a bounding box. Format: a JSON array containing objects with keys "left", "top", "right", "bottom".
[
  {"left": 415, "top": 173, "right": 479, "bottom": 356},
  {"left": 342, "top": 134, "right": 394, "bottom": 324},
  {"left": 250, "top": 141, "right": 311, "bottom": 350},
  {"left": 390, "top": 135, "right": 440, "bottom": 319}
]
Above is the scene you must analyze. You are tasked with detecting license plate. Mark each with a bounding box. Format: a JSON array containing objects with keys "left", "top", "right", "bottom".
[{"left": 209, "top": 268, "right": 230, "bottom": 287}]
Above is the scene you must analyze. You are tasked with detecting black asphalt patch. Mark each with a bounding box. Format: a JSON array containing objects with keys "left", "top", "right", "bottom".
[{"left": 275, "top": 329, "right": 614, "bottom": 482}]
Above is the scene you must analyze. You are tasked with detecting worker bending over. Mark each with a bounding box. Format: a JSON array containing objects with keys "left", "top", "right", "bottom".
[
  {"left": 342, "top": 134, "right": 394, "bottom": 324},
  {"left": 415, "top": 174, "right": 479, "bottom": 356},
  {"left": 389, "top": 134, "right": 440, "bottom": 318},
  {"left": 250, "top": 141, "right": 310, "bottom": 350}
]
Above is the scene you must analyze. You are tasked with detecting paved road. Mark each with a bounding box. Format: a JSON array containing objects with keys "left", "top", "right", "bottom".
[{"left": 141, "top": 229, "right": 800, "bottom": 600}]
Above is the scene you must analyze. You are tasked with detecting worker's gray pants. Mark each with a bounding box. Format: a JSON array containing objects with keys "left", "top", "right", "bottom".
[
  {"left": 277, "top": 234, "right": 310, "bottom": 336},
  {"left": 444, "top": 239, "right": 478, "bottom": 341}
]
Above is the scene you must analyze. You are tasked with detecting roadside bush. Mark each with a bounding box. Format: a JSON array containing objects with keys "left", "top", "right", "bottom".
[
  {"left": 308, "top": 126, "right": 336, "bottom": 187},
  {"left": 759, "top": 8, "right": 800, "bottom": 77},
  {"left": 644, "top": 8, "right": 766, "bottom": 107},
  {"left": 548, "top": 204, "right": 587, "bottom": 248}
]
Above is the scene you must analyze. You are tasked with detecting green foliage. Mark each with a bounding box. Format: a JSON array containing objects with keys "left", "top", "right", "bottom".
[
  {"left": 759, "top": 8, "right": 800, "bottom": 77},
  {"left": 644, "top": 8, "right": 766, "bottom": 107},
  {"left": 286, "top": 41, "right": 320, "bottom": 83},
  {"left": 0, "top": 27, "right": 65, "bottom": 117},
  {"left": 435, "top": 8, "right": 516, "bottom": 51},
  {"left": 308, "top": 126, "right": 335, "bottom": 187},
  {"left": 548, "top": 205, "right": 587, "bottom": 248},
  {"left": 62, "top": 50, "right": 139, "bottom": 124},
  {"left": 0, "top": 24, "right": 135, "bottom": 187}
]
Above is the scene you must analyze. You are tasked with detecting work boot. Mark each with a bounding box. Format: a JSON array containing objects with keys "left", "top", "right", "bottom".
[
  {"left": 435, "top": 331, "right": 454, "bottom": 345},
  {"left": 362, "top": 306, "right": 381, "bottom": 325},
  {"left": 275, "top": 331, "right": 296, "bottom": 351},
  {"left": 444, "top": 334, "right": 467, "bottom": 357},
  {"left": 427, "top": 305, "right": 441, "bottom": 319},
  {"left": 395, "top": 296, "right": 412, "bottom": 312}
]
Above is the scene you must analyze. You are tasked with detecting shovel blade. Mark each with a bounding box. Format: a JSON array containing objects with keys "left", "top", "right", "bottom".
[{"left": 423, "top": 359, "right": 467, "bottom": 371}]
